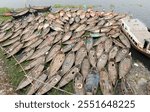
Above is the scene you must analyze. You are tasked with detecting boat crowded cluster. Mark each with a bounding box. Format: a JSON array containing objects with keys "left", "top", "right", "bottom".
[{"left": 0, "top": 8, "right": 149, "bottom": 95}]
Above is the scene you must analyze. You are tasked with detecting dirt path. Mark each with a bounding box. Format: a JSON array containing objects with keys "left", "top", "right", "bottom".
[{"left": 0, "top": 58, "right": 17, "bottom": 95}]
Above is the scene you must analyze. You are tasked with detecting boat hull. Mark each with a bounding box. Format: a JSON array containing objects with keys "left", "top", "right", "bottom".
[
  {"left": 31, "top": 6, "right": 51, "bottom": 12},
  {"left": 121, "top": 28, "right": 150, "bottom": 58},
  {"left": 12, "top": 9, "right": 30, "bottom": 19}
]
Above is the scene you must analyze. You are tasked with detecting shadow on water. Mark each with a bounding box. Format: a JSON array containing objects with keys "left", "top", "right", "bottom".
[{"left": 131, "top": 47, "right": 150, "bottom": 70}]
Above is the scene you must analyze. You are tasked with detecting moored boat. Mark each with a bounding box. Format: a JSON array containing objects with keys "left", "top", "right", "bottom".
[
  {"left": 30, "top": 6, "right": 51, "bottom": 12},
  {"left": 0, "top": 12, "right": 13, "bottom": 17},
  {"left": 121, "top": 17, "right": 150, "bottom": 58},
  {"left": 12, "top": 9, "right": 30, "bottom": 19}
]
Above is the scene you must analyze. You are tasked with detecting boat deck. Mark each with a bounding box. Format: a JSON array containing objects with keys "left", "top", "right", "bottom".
[{"left": 121, "top": 18, "right": 150, "bottom": 48}]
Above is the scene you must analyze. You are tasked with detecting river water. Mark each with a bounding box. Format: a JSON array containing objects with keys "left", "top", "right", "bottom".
[{"left": 0, "top": 0, "right": 149, "bottom": 69}]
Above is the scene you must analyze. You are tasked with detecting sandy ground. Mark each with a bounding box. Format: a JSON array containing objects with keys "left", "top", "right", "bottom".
[{"left": 0, "top": 58, "right": 17, "bottom": 95}]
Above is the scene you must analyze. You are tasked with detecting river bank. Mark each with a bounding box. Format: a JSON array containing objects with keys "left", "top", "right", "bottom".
[
  {"left": 0, "top": 6, "right": 149, "bottom": 94},
  {"left": 0, "top": 57, "right": 16, "bottom": 95}
]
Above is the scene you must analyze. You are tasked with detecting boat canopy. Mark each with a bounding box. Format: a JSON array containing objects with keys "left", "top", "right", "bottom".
[{"left": 121, "top": 18, "right": 150, "bottom": 48}]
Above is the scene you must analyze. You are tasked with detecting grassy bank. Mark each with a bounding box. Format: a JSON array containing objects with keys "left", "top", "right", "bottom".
[
  {"left": 0, "top": 7, "right": 11, "bottom": 13},
  {"left": 0, "top": 7, "right": 74, "bottom": 95},
  {"left": 0, "top": 8, "right": 12, "bottom": 22},
  {"left": 0, "top": 47, "right": 74, "bottom": 94},
  {"left": 53, "top": 4, "right": 95, "bottom": 8},
  {"left": 0, "top": 8, "right": 23, "bottom": 91},
  {"left": 0, "top": 49, "right": 26, "bottom": 94}
]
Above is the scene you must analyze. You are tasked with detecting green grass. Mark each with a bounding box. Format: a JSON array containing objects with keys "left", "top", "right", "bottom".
[
  {"left": 0, "top": 7, "right": 11, "bottom": 13},
  {"left": 0, "top": 49, "right": 25, "bottom": 93},
  {"left": 0, "top": 8, "right": 12, "bottom": 22},
  {"left": 0, "top": 16, "right": 11, "bottom": 22},
  {"left": 0, "top": 7, "right": 24, "bottom": 92},
  {"left": 0, "top": 45, "right": 74, "bottom": 94},
  {"left": 0, "top": 7, "right": 28, "bottom": 94},
  {"left": 0, "top": 48, "right": 74, "bottom": 95},
  {"left": 53, "top": 4, "right": 95, "bottom": 9},
  {"left": 48, "top": 81, "right": 74, "bottom": 95}
]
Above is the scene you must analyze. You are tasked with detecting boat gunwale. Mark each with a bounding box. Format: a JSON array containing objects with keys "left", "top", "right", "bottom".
[{"left": 121, "top": 27, "right": 150, "bottom": 58}]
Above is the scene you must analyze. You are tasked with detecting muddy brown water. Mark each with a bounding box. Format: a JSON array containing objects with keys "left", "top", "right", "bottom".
[{"left": 0, "top": 0, "right": 150, "bottom": 70}]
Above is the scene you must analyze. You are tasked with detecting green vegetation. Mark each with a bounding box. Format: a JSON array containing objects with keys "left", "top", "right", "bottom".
[
  {"left": 0, "top": 7, "right": 22, "bottom": 89},
  {"left": 0, "top": 7, "right": 12, "bottom": 22},
  {"left": 0, "top": 7, "right": 11, "bottom": 13},
  {"left": 0, "top": 16, "right": 11, "bottom": 23},
  {"left": 0, "top": 47, "right": 74, "bottom": 95},
  {"left": 0, "top": 49, "right": 26, "bottom": 94},
  {"left": 49, "top": 81, "right": 74, "bottom": 95},
  {"left": 53, "top": 4, "right": 95, "bottom": 8}
]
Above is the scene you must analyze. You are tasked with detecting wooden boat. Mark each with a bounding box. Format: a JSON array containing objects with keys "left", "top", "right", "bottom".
[
  {"left": 121, "top": 17, "right": 150, "bottom": 58},
  {"left": 30, "top": 6, "right": 51, "bottom": 12},
  {"left": 0, "top": 12, "right": 13, "bottom": 17},
  {"left": 12, "top": 9, "right": 30, "bottom": 19}
]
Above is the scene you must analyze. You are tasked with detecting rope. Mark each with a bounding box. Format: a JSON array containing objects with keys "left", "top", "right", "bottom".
[{"left": 0, "top": 46, "right": 73, "bottom": 95}]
